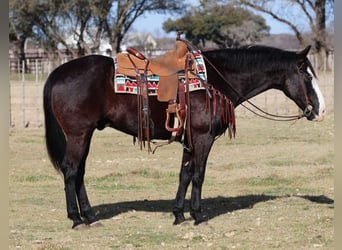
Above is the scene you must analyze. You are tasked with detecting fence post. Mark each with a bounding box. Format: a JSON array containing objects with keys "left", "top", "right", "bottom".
[
  {"left": 274, "top": 91, "right": 278, "bottom": 115},
  {"left": 17, "top": 59, "right": 20, "bottom": 80},
  {"left": 264, "top": 92, "right": 268, "bottom": 113},
  {"left": 323, "top": 52, "right": 327, "bottom": 100},
  {"left": 48, "top": 60, "right": 51, "bottom": 75},
  {"left": 21, "top": 62, "right": 26, "bottom": 128},
  {"left": 285, "top": 97, "right": 289, "bottom": 114},
  {"left": 35, "top": 59, "right": 40, "bottom": 127},
  {"left": 331, "top": 52, "right": 334, "bottom": 76}
]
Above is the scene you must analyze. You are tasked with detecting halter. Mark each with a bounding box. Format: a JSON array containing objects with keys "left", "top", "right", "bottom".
[{"left": 177, "top": 35, "right": 313, "bottom": 122}]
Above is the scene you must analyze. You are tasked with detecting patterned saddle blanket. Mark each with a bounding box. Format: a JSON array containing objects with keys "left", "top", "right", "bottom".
[{"left": 114, "top": 51, "right": 207, "bottom": 98}]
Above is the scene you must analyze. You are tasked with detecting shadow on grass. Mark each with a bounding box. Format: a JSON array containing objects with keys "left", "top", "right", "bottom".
[{"left": 93, "top": 194, "right": 333, "bottom": 222}]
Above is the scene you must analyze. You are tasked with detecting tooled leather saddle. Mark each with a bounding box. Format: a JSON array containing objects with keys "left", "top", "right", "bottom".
[
  {"left": 115, "top": 36, "right": 199, "bottom": 152},
  {"left": 116, "top": 38, "right": 196, "bottom": 102}
]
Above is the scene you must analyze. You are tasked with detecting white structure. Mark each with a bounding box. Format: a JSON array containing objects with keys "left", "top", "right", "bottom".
[{"left": 57, "top": 30, "right": 157, "bottom": 56}]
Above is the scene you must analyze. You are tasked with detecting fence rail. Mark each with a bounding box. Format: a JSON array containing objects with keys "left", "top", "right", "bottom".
[{"left": 9, "top": 55, "right": 334, "bottom": 129}]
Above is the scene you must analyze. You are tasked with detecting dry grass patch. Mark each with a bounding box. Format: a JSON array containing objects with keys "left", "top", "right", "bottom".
[{"left": 9, "top": 112, "right": 333, "bottom": 249}]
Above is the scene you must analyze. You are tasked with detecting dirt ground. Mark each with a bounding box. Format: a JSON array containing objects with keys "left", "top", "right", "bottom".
[{"left": 9, "top": 110, "right": 334, "bottom": 249}]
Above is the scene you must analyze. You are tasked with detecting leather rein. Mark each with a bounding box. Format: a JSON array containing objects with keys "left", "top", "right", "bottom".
[
  {"left": 203, "top": 57, "right": 313, "bottom": 121},
  {"left": 179, "top": 37, "right": 313, "bottom": 122}
]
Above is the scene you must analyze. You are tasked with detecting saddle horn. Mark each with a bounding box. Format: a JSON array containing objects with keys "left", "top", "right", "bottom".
[{"left": 127, "top": 47, "right": 146, "bottom": 61}]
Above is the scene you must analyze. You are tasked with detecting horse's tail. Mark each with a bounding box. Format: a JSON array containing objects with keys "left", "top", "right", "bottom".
[{"left": 43, "top": 76, "right": 65, "bottom": 173}]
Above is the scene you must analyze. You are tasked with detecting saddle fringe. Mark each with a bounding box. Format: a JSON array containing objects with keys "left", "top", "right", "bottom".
[
  {"left": 122, "top": 36, "right": 236, "bottom": 153},
  {"left": 205, "top": 83, "right": 236, "bottom": 139}
]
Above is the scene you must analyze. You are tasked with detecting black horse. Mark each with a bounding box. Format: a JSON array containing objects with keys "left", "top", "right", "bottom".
[{"left": 43, "top": 44, "right": 325, "bottom": 229}]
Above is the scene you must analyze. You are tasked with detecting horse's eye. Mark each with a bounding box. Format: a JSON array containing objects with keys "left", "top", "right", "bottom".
[{"left": 302, "top": 71, "right": 312, "bottom": 81}]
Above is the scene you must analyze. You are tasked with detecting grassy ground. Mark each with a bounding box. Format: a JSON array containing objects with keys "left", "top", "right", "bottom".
[{"left": 9, "top": 111, "right": 334, "bottom": 249}]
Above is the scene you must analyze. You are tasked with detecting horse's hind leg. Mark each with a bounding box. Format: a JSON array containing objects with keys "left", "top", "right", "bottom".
[
  {"left": 61, "top": 133, "right": 94, "bottom": 229},
  {"left": 75, "top": 174, "right": 101, "bottom": 227},
  {"left": 75, "top": 135, "right": 102, "bottom": 227}
]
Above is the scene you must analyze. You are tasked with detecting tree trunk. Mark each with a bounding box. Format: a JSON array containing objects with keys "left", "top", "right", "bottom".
[
  {"left": 314, "top": 0, "right": 326, "bottom": 52},
  {"left": 314, "top": 0, "right": 329, "bottom": 70},
  {"left": 19, "top": 37, "right": 27, "bottom": 73},
  {"left": 111, "top": 32, "right": 124, "bottom": 54}
]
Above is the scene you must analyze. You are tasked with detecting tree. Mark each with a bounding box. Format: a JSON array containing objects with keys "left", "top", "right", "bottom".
[
  {"left": 9, "top": 0, "right": 74, "bottom": 60},
  {"left": 62, "top": 0, "right": 93, "bottom": 56},
  {"left": 9, "top": 0, "right": 186, "bottom": 58},
  {"left": 106, "top": 0, "right": 186, "bottom": 54},
  {"left": 9, "top": 0, "right": 37, "bottom": 67},
  {"left": 235, "top": 0, "right": 334, "bottom": 68},
  {"left": 162, "top": 2, "right": 269, "bottom": 48}
]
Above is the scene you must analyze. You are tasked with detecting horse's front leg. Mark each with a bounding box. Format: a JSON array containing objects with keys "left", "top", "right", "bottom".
[
  {"left": 189, "top": 134, "right": 214, "bottom": 225},
  {"left": 173, "top": 149, "right": 193, "bottom": 225},
  {"left": 173, "top": 133, "right": 214, "bottom": 225}
]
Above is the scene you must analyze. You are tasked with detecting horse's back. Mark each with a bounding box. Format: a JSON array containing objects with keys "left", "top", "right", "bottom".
[
  {"left": 46, "top": 55, "right": 114, "bottom": 85},
  {"left": 45, "top": 55, "right": 114, "bottom": 95}
]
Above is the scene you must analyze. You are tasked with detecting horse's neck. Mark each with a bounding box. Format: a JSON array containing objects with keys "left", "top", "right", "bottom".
[
  {"left": 228, "top": 71, "right": 282, "bottom": 107},
  {"left": 235, "top": 73, "right": 275, "bottom": 106},
  {"left": 204, "top": 52, "right": 287, "bottom": 107}
]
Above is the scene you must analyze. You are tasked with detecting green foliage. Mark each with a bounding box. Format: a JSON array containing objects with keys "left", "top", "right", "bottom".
[{"left": 163, "top": 2, "right": 269, "bottom": 48}]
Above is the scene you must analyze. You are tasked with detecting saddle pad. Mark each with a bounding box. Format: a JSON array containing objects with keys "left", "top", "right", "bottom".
[{"left": 114, "top": 51, "right": 207, "bottom": 97}]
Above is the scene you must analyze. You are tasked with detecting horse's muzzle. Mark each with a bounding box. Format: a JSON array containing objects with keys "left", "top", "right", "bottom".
[
  {"left": 310, "top": 108, "right": 326, "bottom": 121},
  {"left": 304, "top": 104, "right": 325, "bottom": 121},
  {"left": 313, "top": 110, "right": 326, "bottom": 121}
]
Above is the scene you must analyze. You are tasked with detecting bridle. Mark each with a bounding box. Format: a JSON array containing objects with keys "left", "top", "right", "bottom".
[
  {"left": 296, "top": 63, "right": 313, "bottom": 119},
  {"left": 201, "top": 59, "right": 313, "bottom": 122},
  {"left": 178, "top": 35, "right": 313, "bottom": 122}
]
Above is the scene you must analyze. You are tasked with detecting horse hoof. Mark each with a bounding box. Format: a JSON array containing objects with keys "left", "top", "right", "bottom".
[
  {"left": 89, "top": 221, "right": 104, "bottom": 228},
  {"left": 173, "top": 217, "right": 186, "bottom": 225},
  {"left": 194, "top": 218, "right": 208, "bottom": 226},
  {"left": 72, "top": 223, "right": 89, "bottom": 230},
  {"left": 173, "top": 213, "right": 186, "bottom": 225},
  {"left": 195, "top": 220, "right": 208, "bottom": 226},
  {"left": 173, "top": 220, "right": 182, "bottom": 225}
]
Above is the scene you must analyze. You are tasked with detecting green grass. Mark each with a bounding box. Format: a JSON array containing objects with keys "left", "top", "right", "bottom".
[
  {"left": 262, "top": 187, "right": 316, "bottom": 196},
  {"left": 93, "top": 182, "right": 146, "bottom": 191},
  {"left": 37, "top": 244, "right": 73, "bottom": 250},
  {"left": 12, "top": 175, "right": 56, "bottom": 183},
  {"left": 242, "top": 175, "right": 317, "bottom": 196},
  {"left": 119, "top": 232, "right": 179, "bottom": 247},
  {"left": 247, "top": 175, "right": 295, "bottom": 187},
  {"left": 86, "top": 167, "right": 179, "bottom": 192}
]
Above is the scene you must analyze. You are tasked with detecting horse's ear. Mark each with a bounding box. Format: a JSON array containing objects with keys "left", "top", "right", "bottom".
[{"left": 297, "top": 45, "right": 311, "bottom": 58}]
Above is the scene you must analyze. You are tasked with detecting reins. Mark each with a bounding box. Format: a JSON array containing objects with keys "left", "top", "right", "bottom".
[
  {"left": 201, "top": 53, "right": 311, "bottom": 122},
  {"left": 177, "top": 36, "right": 312, "bottom": 122}
]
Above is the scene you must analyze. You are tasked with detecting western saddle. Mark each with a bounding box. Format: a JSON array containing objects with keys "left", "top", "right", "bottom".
[
  {"left": 116, "top": 38, "right": 195, "bottom": 102},
  {"left": 116, "top": 35, "right": 198, "bottom": 152}
]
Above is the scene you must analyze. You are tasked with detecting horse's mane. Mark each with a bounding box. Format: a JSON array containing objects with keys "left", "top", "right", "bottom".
[{"left": 202, "top": 45, "right": 306, "bottom": 73}]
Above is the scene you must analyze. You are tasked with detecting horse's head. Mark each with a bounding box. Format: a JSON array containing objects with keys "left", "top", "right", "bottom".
[{"left": 283, "top": 46, "right": 326, "bottom": 121}]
